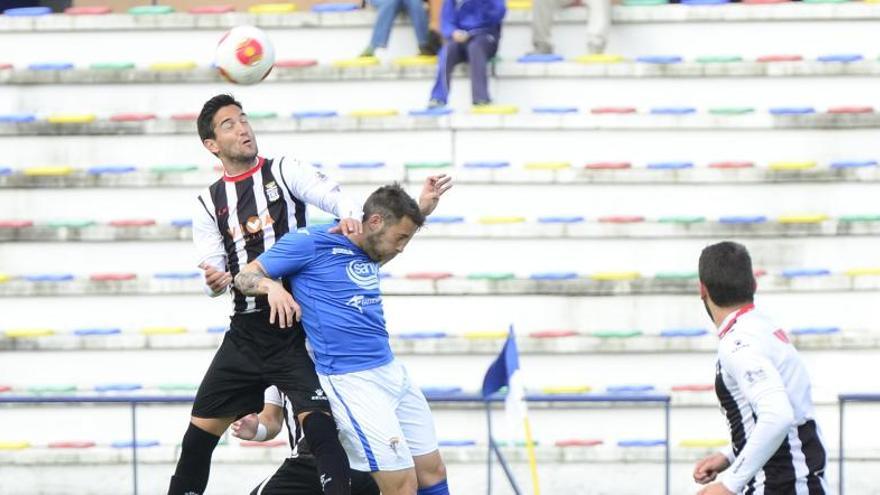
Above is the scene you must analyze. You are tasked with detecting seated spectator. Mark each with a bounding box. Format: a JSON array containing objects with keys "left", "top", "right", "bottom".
[
  {"left": 361, "top": 0, "right": 438, "bottom": 57},
  {"left": 530, "top": 0, "right": 611, "bottom": 55},
  {"left": 428, "top": 0, "right": 506, "bottom": 107}
]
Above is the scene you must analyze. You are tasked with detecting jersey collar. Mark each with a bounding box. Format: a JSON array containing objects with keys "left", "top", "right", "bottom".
[
  {"left": 717, "top": 303, "right": 755, "bottom": 339},
  {"left": 222, "top": 156, "right": 264, "bottom": 182}
]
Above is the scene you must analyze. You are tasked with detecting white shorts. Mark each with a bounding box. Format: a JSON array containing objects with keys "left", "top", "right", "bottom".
[{"left": 318, "top": 359, "right": 439, "bottom": 472}]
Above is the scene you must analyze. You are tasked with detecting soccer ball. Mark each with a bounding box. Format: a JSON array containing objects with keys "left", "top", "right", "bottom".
[{"left": 215, "top": 25, "right": 275, "bottom": 85}]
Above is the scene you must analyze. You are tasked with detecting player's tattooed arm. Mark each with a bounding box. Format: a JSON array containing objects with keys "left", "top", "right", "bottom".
[
  {"left": 234, "top": 261, "right": 273, "bottom": 296},
  {"left": 236, "top": 261, "right": 302, "bottom": 327}
]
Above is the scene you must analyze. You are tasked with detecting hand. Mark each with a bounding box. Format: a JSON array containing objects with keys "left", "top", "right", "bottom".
[
  {"left": 199, "top": 263, "right": 232, "bottom": 293},
  {"left": 693, "top": 453, "right": 731, "bottom": 485},
  {"left": 266, "top": 281, "right": 301, "bottom": 328},
  {"left": 327, "top": 217, "right": 363, "bottom": 235},
  {"left": 697, "top": 482, "right": 735, "bottom": 495},
  {"left": 231, "top": 413, "right": 259, "bottom": 440},
  {"left": 418, "top": 174, "right": 453, "bottom": 216},
  {"left": 452, "top": 30, "right": 469, "bottom": 43}
]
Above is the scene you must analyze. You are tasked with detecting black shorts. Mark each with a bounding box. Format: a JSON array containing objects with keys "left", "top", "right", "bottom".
[
  {"left": 192, "top": 312, "right": 329, "bottom": 419},
  {"left": 250, "top": 457, "right": 379, "bottom": 495}
]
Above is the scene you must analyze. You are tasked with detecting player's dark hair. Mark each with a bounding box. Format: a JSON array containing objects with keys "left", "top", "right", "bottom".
[
  {"left": 363, "top": 184, "right": 425, "bottom": 228},
  {"left": 198, "top": 94, "right": 242, "bottom": 142},
  {"left": 698, "top": 241, "right": 756, "bottom": 307}
]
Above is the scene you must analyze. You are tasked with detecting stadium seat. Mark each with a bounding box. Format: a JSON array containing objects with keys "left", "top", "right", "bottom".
[
  {"left": 679, "top": 439, "right": 729, "bottom": 448},
  {"left": 653, "top": 271, "right": 699, "bottom": 280},
  {"left": 311, "top": 3, "right": 359, "bottom": 12},
  {"left": 171, "top": 113, "right": 198, "bottom": 121},
  {"left": 479, "top": 216, "right": 526, "bottom": 224},
  {"left": 292, "top": 111, "right": 338, "bottom": 119},
  {"left": 0, "top": 441, "right": 30, "bottom": 450},
  {"left": 584, "top": 162, "right": 632, "bottom": 170},
  {"left": 708, "top": 161, "right": 754, "bottom": 169},
  {"left": 530, "top": 272, "right": 579, "bottom": 281},
  {"left": 158, "top": 383, "right": 199, "bottom": 392},
  {"left": 636, "top": 56, "right": 682, "bottom": 64},
  {"left": 90, "top": 62, "right": 136, "bottom": 70},
  {"left": 709, "top": 107, "right": 755, "bottom": 115},
  {"left": 696, "top": 56, "right": 742, "bottom": 64},
  {"left": 506, "top": 0, "right": 533, "bottom": 9},
  {"left": 24, "top": 166, "right": 74, "bottom": 176},
  {"left": 207, "top": 326, "right": 228, "bottom": 334},
  {"left": 660, "top": 328, "right": 708, "bottom": 337},
  {"left": 0, "top": 220, "right": 33, "bottom": 228},
  {"left": 47, "top": 114, "right": 97, "bottom": 124},
  {"left": 671, "top": 384, "right": 714, "bottom": 392},
  {"left": 471, "top": 105, "right": 518, "bottom": 115},
  {"left": 743, "top": 0, "right": 790, "bottom": 4},
  {"left": 425, "top": 215, "right": 465, "bottom": 224},
  {"left": 188, "top": 5, "right": 236, "bottom": 13},
  {"left": 405, "top": 272, "right": 453, "bottom": 280},
  {"left": 398, "top": 331, "right": 448, "bottom": 339},
  {"left": 0, "top": 113, "right": 36, "bottom": 123},
  {"left": 757, "top": 55, "right": 802, "bottom": 63},
  {"left": 393, "top": 56, "right": 437, "bottom": 67},
  {"left": 467, "top": 272, "right": 515, "bottom": 281},
  {"left": 542, "top": 385, "right": 591, "bottom": 394},
  {"left": 109, "top": 113, "right": 156, "bottom": 122},
  {"left": 537, "top": 216, "right": 585, "bottom": 224},
  {"left": 246, "top": 111, "right": 278, "bottom": 120},
  {"left": 769, "top": 107, "right": 815, "bottom": 116},
  {"left": 591, "top": 271, "right": 640, "bottom": 281},
  {"left": 791, "top": 327, "right": 840, "bottom": 336},
  {"left": 769, "top": 161, "right": 817, "bottom": 171},
  {"left": 94, "top": 383, "right": 142, "bottom": 392},
  {"left": 74, "top": 328, "right": 122, "bottom": 336},
  {"left": 591, "top": 330, "right": 642, "bottom": 338},
  {"left": 28, "top": 384, "right": 77, "bottom": 394},
  {"left": 618, "top": 439, "right": 666, "bottom": 447},
  {"left": 464, "top": 331, "right": 509, "bottom": 339},
  {"left": 606, "top": 385, "right": 655, "bottom": 393},
  {"left": 24, "top": 274, "right": 74, "bottom": 282},
  {"left": 622, "top": 0, "right": 670, "bottom": 5},
  {"left": 529, "top": 330, "right": 577, "bottom": 338},
  {"left": 844, "top": 268, "right": 880, "bottom": 276},
  {"left": 524, "top": 162, "right": 570, "bottom": 170},
  {"left": 781, "top": 268, "right": 831, "bottom": 278},
  {"left": 332, "top": 57, "right": 379, "bottom": 68},
  {"left": 153, "top": 272, "right": 200, "bottom": 279},
  {"left": 598, "top": 216, "right": 644, "bottom": 224},
  {"left": 839, "top": 214, "right": 880, "bottom": 223},
  {"left": 274, "top": 59, "right": 318, "bottom": 68},
  {"left": 816, "top": 54, "right": 863, "bottom": 63},
  {"left": 0, "top": 274, "right": 10, "bottom": 283},
  {"left": 438, "top": 440, "right": 477, "bottom": 447},
  {"left": 556, "top": 439, "right": 603, "bottom": 447},
  {"left": 4, "top": 7, "right": 51, "bottom": 16},
  {"left": 111, "top": 440, "right": 160, "bottom": 448},
  {"left": 348, "top": 109, "right": 399, "bottom": 118},
  {"left": 462, "top": 161, "right": 509, "bottom": 169},
  {"left": 338, "top": 162, "right": 384, "bottom": 169},
  {"left": 591, "top": 107, "right": 637, "bottom": 114},
  {"left": 87, "top": 165, "right": 137, "bottom": 174},
  {"left": 572, "top": 54, "right": 624, "bottom": 64},
  {"left": 150, "top": 164, "right": 198, "bottom": 173},
  {"left": 64, "top": 6, "right": 113, "bottom": 14},
  {"left": 110, "top": 219, "right": 155, "bottom": 227},
  {"left": 532, "top": 107, "right": 579, "bottom": 114},
  {"left": 650, "top": 108, "right": 696, "bottom": 116},
  {"left": 171, "top": 219, "right": 193, "bottom": 228},
  {"left": 830, "top": 160, "right": 877, "bottom": 169},
  {"left": 422, "top": 386, "right": 463, "bottom": 398},
  {"left": 828, "top": 106, "right": 874, "bottom": 114},
  {"left": 0, "top": 385, "right": 11, "bottom": 393},
  {"left": 647, "top": 161, "right": 694, "bottom": 170},
  {"left": 777, "top": 214, "right": 828, "bottom": 224},
  {"left": 241, "top": 440, "right": 287, "bottom": 447},
  {"left": 718, "top": 216, "right": 767, "bottom": 225},
  {"left": 5, "top": 328, "right": 55, "bottom": 338},
  {"left": 141, "top": 327, "right": 187, "bottom": 335},
  {"left": 0, "top": 167, "right": 11, "bottom": 176},
  {"left": 248, "top": 3, "right": 296, "bottom": 14},
  {"left": 128, "top": 5, "right": 174, "bottom": 14},
  {"left": 657, "top": 217, "right": 704, "bottom": 225},
  {"left": 517, "top": 54, "right": 564, "bottom": 63},
  {"left": 149, "top": 61, "right": 197, "bottom": 71},
  {"left": 409, "top": 107, "right": 454, "bottom": 117},
  {"left": 90, "top": 273, "right": 136, "bottom": 282},
  {"left": 49, "top": 441, "right": 97, "bottom": 449}
]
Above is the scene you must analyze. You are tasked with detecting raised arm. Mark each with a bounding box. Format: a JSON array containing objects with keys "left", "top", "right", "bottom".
[{"left": 279, "top": 157, "right": 363, "bottom": 234}]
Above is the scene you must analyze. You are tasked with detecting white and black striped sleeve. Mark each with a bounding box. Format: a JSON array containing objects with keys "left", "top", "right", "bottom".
[
  {"left": 192, "top": 193, "right": 228, "bottom": 297},
  {"left": 720, "top": 339, "right": 795, "bottom": 493},
  {"left": 279, "top": 157, "right": 362, "bottom": 220}
]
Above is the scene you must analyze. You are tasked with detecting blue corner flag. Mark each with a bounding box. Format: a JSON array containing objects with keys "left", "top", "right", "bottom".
[{"left": 482, "top": 326, "right": 520, "bottom": 398}]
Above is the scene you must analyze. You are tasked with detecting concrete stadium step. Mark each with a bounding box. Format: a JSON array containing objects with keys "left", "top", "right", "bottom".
[{"left": 0, "top": 291, "right": 875, "bottom": 334}]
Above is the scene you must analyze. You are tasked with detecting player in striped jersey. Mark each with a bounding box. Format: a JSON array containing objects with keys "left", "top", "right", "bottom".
[
  {"left": 169, "top": 94, "right": 363, "bottom": 495},
  {"left": 693, "top": 242, "right": 828, "bottom": 495},
  {"left": 231, "top": 386, "right": 379, "bottom": 495}
]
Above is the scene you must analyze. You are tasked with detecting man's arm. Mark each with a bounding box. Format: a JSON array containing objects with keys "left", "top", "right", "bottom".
[
  {"left": 235, "top": 260, "right": 302, "bottom": 328},
  {"left": 192, "top": 195, "right": 231, "bottom": 297},
  {"left": 231, "top": 404, "right": 284, "bottom": 441},
  {"left": 279, "top": 158, "right": 362, "bottom": 233},
  {"left": 417, "top": 174, "right": 453, "bottom": 217}
]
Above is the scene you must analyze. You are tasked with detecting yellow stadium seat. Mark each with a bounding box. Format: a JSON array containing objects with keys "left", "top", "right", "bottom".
[
  {"left": 23, "top": 166, "right": 75, "bottom": 176},
  {"left": 524, "top": 162, "right": 571, "bottom": 171},
  {"left": 248, "top": 3, "right": 296, "bottom": 13},
  {"left": 0, "top": 274, "right": 10, "bottom": 283},
  {"left": 149, "top": 61, "right": 198, "bottom": 71},
  {"left": 348, "top": 109, "right": 399, "bottom": 118},
  {"left": 464, "top": 331, "right": 509, "bottom": 339},
  {"left": 47, "top": 114, "right": 96, "bottom": 124},
  {"left": 5, "top": 328, "right": 55, "bottom": 338},
  {"left": 0, "top": 441, "right": 30, "bottom": 450},
  {"left": 591, "top": 272, "right": 640, "bottom": 281},
  {"left": 471, "top": 104, "right": 518, "bottom": 115},
  {"left": 572, "top": 54, "right": 625, "bottom": 64},
  {"left": 542, "top": 385, "right": 591, "bottom": 394},
  {"left": 332, "top": 56, "right": 380, "bottom": 68},
  {"left": 769, "top": 161, "right": 817, "bottom": 171},
  {"left": 679, "top": 439, "right": 729, "bottom": 448},
  {"left": 141, "top": 326, "right": 187, "bottom": 335},
  {"left": 845, "top": 267, "right": 880, "bottom": 277},
  {"left": 777, "top": 214, "right": 829, "bottom": 224},
  {"left": 479, "top": 216, "right": 526, "bottom": 225},
  {"left": 507, "top": 0, "right": 532, "bottom": 9},
  {"left": 394, "top": 55, "right": 438, "bottom": 67}
]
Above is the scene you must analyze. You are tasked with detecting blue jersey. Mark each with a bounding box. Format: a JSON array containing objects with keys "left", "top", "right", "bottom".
[{"left": 257, "top": 224, "right": 392, "bottom": 375}]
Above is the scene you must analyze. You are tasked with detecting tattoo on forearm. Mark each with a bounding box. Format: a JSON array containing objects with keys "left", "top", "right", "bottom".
[{"left": 235, "top": 271, "right": 265, "bottom": 296}]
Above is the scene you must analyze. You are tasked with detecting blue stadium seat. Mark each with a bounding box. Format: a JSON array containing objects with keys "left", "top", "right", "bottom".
[
  {"left": 4, "top": 6, "right": 52, "bottom": 16},
  {"left": 537, "top": 216, "right": 585, "bottom": 224},
  {"left": 398, "top": 331, "right": 448, "bottom": 339},
  {"left": 24, "top": 274, "right": 74, "bottom": 282},
  {"left": 153, "top": 272, "right": 200, "bottom": 280},
  {"left": 438, "top": 439, "right": 477, "bottom": 446},
  {"left": 791, "top": 327, "right": 840, "bottom": 336},
  {"left": 660, "top": 328, "right": 708, "bottom": 337},
  {"left": 425, "top": 216, "right": 465, "bottom": 224},
  {"left": 111, "top": 440, "right": 159, "bottom": 449},
  {"left": 530, "top": 272, "right": 579, "bottom": 281},
  {"left": 28, "top": 62, "right": 75, "bottom": 71},
  {"left": 95, "top": 383, "right": 142, "bottom": 392},
  {"left": 311, "top": 3, "right": 360, "bottom": 12},
  {"left": 74, "top": 328, "right": 122, "bottom": 336},
  {"left": 647, "top": 161, "right": 694, "bottom": 170},
  {"left": 462, "top": 161, "right": 509, "bottom": 169},
  {"left": 718, "top": 216, "right": 767, "bottom": 225},
  {"left": 532, "top": 107, "right": 578, "bottom": 114},
  {"left": 87, "top": 165, "right": 137, "bottom": 175},
  {"left": 292, "top": 111, "right": 338, "bottom": 119},
  {"left": 409, "top": 107, "right": 454, "bottom": 117},
  {"left": 830, "top": 160, "right": 877, "bottom": 169},
  {"left": 636, "top": 55, "right": 682, "bottom": 64},
  {"left": 817, "top": 54, "right": 863, "bottom": 63},
  {"left": 0, "top": 113, "right": 37, "bottom": 123},
  {"left": 781, "top": 268, "right": 831, "bottom": 278},
  {"left": 207, "top": 326, "right": 228, "bottom": 334},
  {"left": 617, "top": 439, "right": 666, "bottom": 447},
  {"left": 769, "top": 107, "right": 815, "bottom": 115},
  {"left": 606, "top": 384, "right": 655, "bottom": 393},
  {"left": 517, "top": 53, "right": 564, "bottom": 63},
  {"left": 338, "top": 162, "right": 385, "bottom": 169},
  {"left": 171, "top": 219, "right": 193, "bottom": 228},
  {"left": 650, "top": 107, "right": 696, "bottom": 115},
  {"left": 0, "top": 167, "right": 11, "bottom": 176},
  {"left": 422, "top": 386, "right": 464, "bottom": 399}
]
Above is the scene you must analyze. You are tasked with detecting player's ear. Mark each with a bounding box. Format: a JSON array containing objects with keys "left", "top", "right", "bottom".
[
  {"left": 203, "top": 138, "right": 219, "bottom": 155},
  {"left": 698, "top": 282, "right": 708, "bottom": 300},
  {"left": 366, "top": 213, "right": 384, "bottom": 230}
]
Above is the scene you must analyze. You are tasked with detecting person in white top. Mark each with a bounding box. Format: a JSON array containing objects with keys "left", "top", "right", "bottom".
[{"left": 693, "top": 241, "right": 828, "bottom": 495}]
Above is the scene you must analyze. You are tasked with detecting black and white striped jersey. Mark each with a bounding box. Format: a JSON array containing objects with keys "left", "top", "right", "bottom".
[
  {"left": 193, "top": 156, "right": 358, "bottom": 314},
  {"left": 714, "top": 304, "right": 828, "bottom": 494},
  {"left": 264, "top": 386, "right": 313, "bottom": 460}
]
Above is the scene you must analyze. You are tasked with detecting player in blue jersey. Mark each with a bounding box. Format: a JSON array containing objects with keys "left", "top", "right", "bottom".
[{"left": 235, "top": 182, "right": 452, "bottom": 495}]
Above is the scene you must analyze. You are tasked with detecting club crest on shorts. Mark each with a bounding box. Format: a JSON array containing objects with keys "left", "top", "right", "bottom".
[
  {"left": 389, "top": 436, "right": 400, "bottom": 454},
  {"left": 264, "top": 181, "right": 280, "bottom": 202}
]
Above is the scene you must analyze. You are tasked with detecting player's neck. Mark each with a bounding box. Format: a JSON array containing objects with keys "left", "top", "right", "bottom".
[
  {"left": 222, "top": 157, "right": 258, "bottom": 177},
  {"left": 711, "top": 303, "right": 750, "bottom": 329}
]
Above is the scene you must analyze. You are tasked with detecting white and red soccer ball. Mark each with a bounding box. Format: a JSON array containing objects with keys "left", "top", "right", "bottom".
[{"left": 215, "top": 25, "right": 275, "bottom": 85}]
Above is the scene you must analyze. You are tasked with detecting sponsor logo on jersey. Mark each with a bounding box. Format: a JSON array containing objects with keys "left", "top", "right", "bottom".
[
  {"left": 332, "top": 247, "right": 354, "bottom": 256},
  {"left": 345, "top": 294, "right": 382, "bottom": 313},
  {"left": 346, "top": 260, "right": 380, "bottom": 290},
  {"left": 744, "top": 368, "right": 767, "bottom": 384}
]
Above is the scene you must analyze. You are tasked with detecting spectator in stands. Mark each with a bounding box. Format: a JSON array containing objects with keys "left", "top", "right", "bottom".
[
  {"left": 529, "top": 0, "right": 610, "bottom": 55},
  {"left": 427, "top": 0, "right": 444, "bottom": 54},
  {"left": 361, "top": 0, "right": 438, "bottom": 57},
  {"left": 428, "top": 0, "right": 506, "bottom": 108}
]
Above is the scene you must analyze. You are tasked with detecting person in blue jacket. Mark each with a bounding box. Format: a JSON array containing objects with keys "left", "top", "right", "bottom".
[{"left": 428, "top": 0, "right": 506, "bottom": 107}]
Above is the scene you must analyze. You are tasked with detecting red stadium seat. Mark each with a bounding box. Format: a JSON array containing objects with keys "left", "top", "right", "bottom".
[
  {"left": 584, "top": 162, "right": 631, "bottom": 170},
  {"left": 405, "top": 272, "right": 453, "bottom": 280},
  {"left": 274, "top": 59, "right": 319, "bottom": 68},
  {"left": 708, "top": 161, "right": 754, "bottom": 169},
  {"left": 0, "top": 385, "right": 11, "bottom": 393},
  {"left": 241, "top": 440, "right": 287, "bottom": 448},
  {"left": 110, "top": 113, "right": 157, "bottom": 122},
  {"left": 529, "top": 330, "right": 578, "bottom": 338},
  {"left": 49, "top": 441, "right": 97, "bottom": 449},
  {"left": 671, "top": 384, "right": 714, "bottom": 392},
  {"left": 0, "top": 220, "right": 34, "bottom": 228},
  {"left": 556, "top": 439, "right": 603, "bottom": 447},
  {"left": 90, "top": 273, "right": 137, "bottom": 282},
  {"left": 591, "top": 107, "right": 637, "bottom": 114},
  {"left": 598, "top": 216, "right": 645, "bottom": 224},
  {"left": 171, "top": 113, "right": 198, "bottom": 121},
  {"left": 757, "top": 55, "right": 802, "bottom": 63},
  {"left": 828, "top": 106, "right": 874, "bottom": 114},
  {"left": 64, "top": 6, "right": 112, "bottom": 14},
  {"left": 110, "top": 219, "right": 156, "bottom": 227},
  {"left": 188, "top": 5, "right": 235, "bottom": 13}
]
